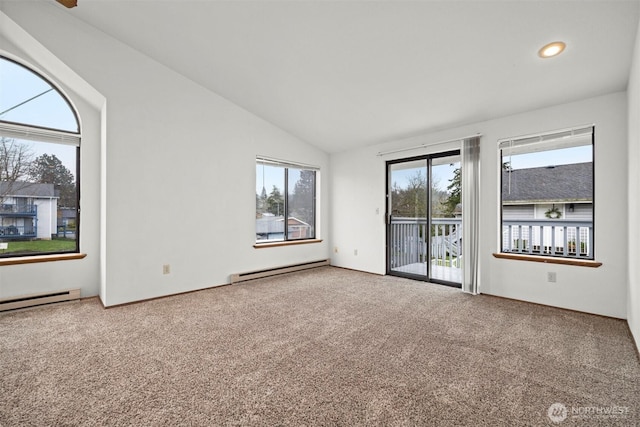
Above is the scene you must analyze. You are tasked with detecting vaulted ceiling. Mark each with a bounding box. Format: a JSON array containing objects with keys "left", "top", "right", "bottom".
[{"left": 64, "top": 1, "right": 640, "bottom": 152}]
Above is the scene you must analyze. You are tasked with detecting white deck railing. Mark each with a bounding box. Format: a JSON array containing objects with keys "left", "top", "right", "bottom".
[
  {"left": 389, "top": 217, "right": 461, "bottom": 269},
  {"left": 390, "top": 218, "right": 594, "bottom": 268},
  {"left": 502, "top": 219, "right": 593, "bottom": 259}
]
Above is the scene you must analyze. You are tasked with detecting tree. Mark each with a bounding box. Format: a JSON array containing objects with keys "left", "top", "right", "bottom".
[
  {"left": 28, "top": 154, "right": 76, "bottom": 208},
  {"left": 289, "top": 170, "right": 315, "bottom": 225},
  {"left": 442, "top": 166, "right": 461, "bottom": 217},
  {"left": 430, "top": 187, "right": 450, "bottom": 217},
  {"left": 0, "top": 137, "right": 34, "bottom": 203},
  {"left": 257, "top": 186, "right": 268, "bottom": 214},
  {"left": 392, "top": 170, "right": 427, "bottom": 218},
  {"left": 266, "top": 185, "right": 284, "bottom": 216}
]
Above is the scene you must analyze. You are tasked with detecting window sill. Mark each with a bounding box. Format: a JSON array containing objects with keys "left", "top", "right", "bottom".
[
  {"left": 492, "top": 252, "right": 602, "bottom": 267},
  {"left": 254, "top": 239, "right": 323, "bottom": 249},
  {"left": 0, "top": 253, "right": 87, "bottom": 266}
]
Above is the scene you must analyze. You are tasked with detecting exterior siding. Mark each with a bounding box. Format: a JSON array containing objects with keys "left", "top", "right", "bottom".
[
  {"left": 504, "top": 203, "right": 593, "bottom": 221},
  {"left": 565, "top": 203, "right": 593, "bottom": 220},
  {"left": 34, "top": 198, "right": 57, "bottom": 239},
  {"left": 503, "top": 204, "right": 534, "bottom": 220}
]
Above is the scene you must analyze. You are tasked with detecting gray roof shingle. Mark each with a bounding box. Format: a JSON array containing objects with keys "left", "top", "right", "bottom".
[
  {"left": 502, "top": 162, "right": 592, "bottom": 203},
  {"left": 0, "top": 181, "right": 57, "bottom": 198}
]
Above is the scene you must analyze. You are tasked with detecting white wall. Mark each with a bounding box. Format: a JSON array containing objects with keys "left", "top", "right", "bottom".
[
  {"left": 1, "top": 3, "right": 329, "bottom": 306},
  {"left": 331, "top": 92, "right": 628, "bottom": 318},
  {"left": 627, "top": 21, "right": 640, "bottom": 348}
]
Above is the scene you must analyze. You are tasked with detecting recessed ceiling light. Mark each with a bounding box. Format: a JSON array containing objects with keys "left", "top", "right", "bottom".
[{"left": 538, "top": 41, "right": 566, "bottom": 58}]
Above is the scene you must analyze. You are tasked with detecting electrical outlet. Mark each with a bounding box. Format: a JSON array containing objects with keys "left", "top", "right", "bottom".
[
  {"left": 547, "top": 272, "right": 556, "bottom": 283},
  {"left": 354, "top": 249, "right": 358, "bottom": 256},
  {"left": 334, "top": 247, "right": 339, "bottom": 253},
  {"left": 163, "top": 264, "right": 171, "bottom": 275}
]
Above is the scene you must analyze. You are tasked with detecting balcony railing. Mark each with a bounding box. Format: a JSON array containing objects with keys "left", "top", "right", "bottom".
[
  {"left": 502, "top": 219, "right": 593, "bottom": 259},
  {"left": 390, "top": 218, "right": 594, "bottom": 271},
  {"left": 389, "top": 218, "right": 594, "bottom": 269},
  {"left": 0, "top": 204, "right": 37, "bottom": 215},
  {"left": 0, "top": 225, "right": 36, "bottom": 238},
  {"left": 390, "top": 217, "right": 462, "bottom": 269}
]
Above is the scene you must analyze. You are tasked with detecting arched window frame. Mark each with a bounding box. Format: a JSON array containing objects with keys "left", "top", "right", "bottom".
[{"left": 0, "top": 54, "right": 82, "bottom": 260}]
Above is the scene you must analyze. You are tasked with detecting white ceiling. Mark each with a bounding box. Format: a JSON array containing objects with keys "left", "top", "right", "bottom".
[{"left": 66, "top": 0, "right": 639, "bottom": 153}]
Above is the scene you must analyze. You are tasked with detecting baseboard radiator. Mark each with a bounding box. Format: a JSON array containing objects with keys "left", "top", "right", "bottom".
[
  {"left": 231, "top": 259, "right": 330, "bottom": 284},
  {"left": 0, "top": 289, "right": 81, "bottom": 312}
]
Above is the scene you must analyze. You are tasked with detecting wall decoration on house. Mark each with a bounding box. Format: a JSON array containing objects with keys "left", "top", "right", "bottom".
[{"left": 545, "top": 206, "right": 562, "bottom": 219}]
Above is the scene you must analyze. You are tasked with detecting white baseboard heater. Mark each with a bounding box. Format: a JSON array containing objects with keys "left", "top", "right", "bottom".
[
  {"left": 231, "top": 259, "right": 330, "bottom": 284},
  {"left": 0, "top": 289, "right": 81, "bottom": 312}
]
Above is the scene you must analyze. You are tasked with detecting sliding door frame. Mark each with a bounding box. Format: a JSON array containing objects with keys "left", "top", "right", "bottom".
[{"left": 385, "top": 150, "right": 462, "bottom": 288}]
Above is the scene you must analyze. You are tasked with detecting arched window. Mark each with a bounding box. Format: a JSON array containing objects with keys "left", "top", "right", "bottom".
[{"left": 0, "top": 56, "right": 80, "bottom": 257}]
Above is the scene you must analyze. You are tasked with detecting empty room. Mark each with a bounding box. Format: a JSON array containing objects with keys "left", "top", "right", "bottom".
[{"left": 1, "top": 0, "right": 639, "bottom": 425}]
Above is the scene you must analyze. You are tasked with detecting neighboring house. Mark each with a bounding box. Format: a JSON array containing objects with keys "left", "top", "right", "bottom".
[
  {"left": 256, "top": 214, "right": 312, "bottom": 241},
  {"left": 58, "top": 207, "right": 77, "bottom": 239},
  {"left": 501, "top": 162, "right": 593, "bottom": 254},
  {"left": 59, "top": 207, "right": 77, "bottom": 227},
  {"left": 453, "top": 203, "right": 462, "bottom": 218},
  {"left": 502, "top": 162, "right": 593, "bottom": 220},
  {"left": 0, "top": 182, "right": 58, "bottom": 240}
]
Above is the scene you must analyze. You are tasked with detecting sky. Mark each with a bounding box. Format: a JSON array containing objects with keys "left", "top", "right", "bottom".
[
  {"left": 390, "top": 156, "right": 460, "bottom": 193},
  {"left": 257, "top": 158, "right": 460, "bottom": 197},
  {"left": 505, "top": 145, "right": 592, "bottom": 170},
  {"left": 257, "top": 161, "right": 458, "bottom": 197},
  {"left": 256, "top": 164, "right": 284, "bottom": 196},
  {"left": 387, "top": 143, "right": 592, "bottom": 196},
  {"left": 256, "top": 164, "right": 306, "bottom": 197},
  {"left": 390, "top": 164, "right": 457, "bottom": 193},
  {"left": 0, "top": 58, "right": 78, "bottom": 176}
]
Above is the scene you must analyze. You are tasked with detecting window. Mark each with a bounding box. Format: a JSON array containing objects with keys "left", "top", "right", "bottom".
[
  {"left": 499, "top": 126, "right": 594, "bottom": 260},
  {"left": 0, "top": 56, "right": 80, "bottom": 258},
  {"left": 256, "top": 157, "right": 317, "bottom": 243}
]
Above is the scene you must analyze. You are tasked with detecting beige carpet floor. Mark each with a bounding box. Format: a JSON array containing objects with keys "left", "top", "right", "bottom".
[{"left": 1, "top": 266, "right": 638, "bottom": 426}]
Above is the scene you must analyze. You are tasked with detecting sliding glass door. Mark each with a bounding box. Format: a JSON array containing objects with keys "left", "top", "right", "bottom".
[{"left": 387, "top": 151, "right": 462, "bottom": 286}]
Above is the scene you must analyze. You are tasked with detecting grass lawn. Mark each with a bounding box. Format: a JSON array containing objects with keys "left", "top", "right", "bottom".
[{"left": 1, "top": 239, "right": 76, "bottom": 255}]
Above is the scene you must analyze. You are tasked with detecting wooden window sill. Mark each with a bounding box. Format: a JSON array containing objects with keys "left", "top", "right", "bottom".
[
  {"left": 0, "top": 253, "right": 87, "bottom": 266},
  {"left": 492, "top": 252, "right": 602, "bottom": 267},
  {"left": 254, "top": 239, "right": 322, "bottom": 249}
]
